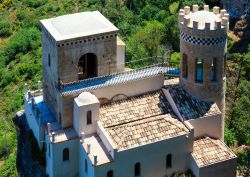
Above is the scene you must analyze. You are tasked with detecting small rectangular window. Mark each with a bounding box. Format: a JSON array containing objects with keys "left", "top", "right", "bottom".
[
  {"left": 48, "top": 54, "right": 51, "bottom": 67},
  {"left": 48, "top": 143, "right": 50, "bottom": 157},
  {"left": 87, "top": 111, "right": 92, "bottom": 125},
  {"left": 166, "top": 154, "right": 172, "bottom": 168},
  {"left": 85, "top": 159, "right": 88, "bottom": 173},
  {"left": 134, "top": 163, "right": 140, "bottom": 176},
  {"left": 63, "top": 148, "right": 69, "bottom": 161}
]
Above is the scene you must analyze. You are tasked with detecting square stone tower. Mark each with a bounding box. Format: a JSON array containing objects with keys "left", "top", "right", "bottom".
[{"left": 40, "top": 11, "right": 119, "bottom": 123}]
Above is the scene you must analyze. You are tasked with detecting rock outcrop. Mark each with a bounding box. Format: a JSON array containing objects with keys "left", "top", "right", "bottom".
[{"left": 13, "top": 111, "right": 45, "bottom": 177}]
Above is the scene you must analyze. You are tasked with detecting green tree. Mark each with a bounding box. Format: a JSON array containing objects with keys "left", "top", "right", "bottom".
[{"left": 131, "top": 20, "right": 164, "bottom": 57}]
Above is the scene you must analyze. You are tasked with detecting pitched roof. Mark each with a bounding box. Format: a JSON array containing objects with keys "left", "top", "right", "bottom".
[
  {"left": 192, "top": 137, "right": 236, "bottom": 167},
  {"left": 168, "top": 85, "right": 221, "bottom": 120},
  {"left": 106, "top": 114, "right": 189, "bottom": 150},
  {"left": 99, "top": 90, "right": 175, "bottom": 128},
  {"left": 99, "top": 90, "right": 189, "bottom": 150}
]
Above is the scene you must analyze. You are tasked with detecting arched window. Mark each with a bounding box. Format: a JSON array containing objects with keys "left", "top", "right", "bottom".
[
  {"left": 211, "top": 58, "right": 217, "bottom": 81},
  {"left": 48, "top": 54, "right": 51, "bottom": 67},
  {"left": 195, "top": 58, "right": 203, "bottom": 83},
  {"left": 87, "top": 111, "right": 92, "bottom": 125},
  {"left": 107, "top": 170, "right": 113, "bottom": 177},
  {"left": 182, "top": 54, "right": 188, "bottom": 79},
  {"left": 166, "top": 154, "right": 172, "bottom": 168},
  {"left": 85, "top": 159, "right": 88, "bottom": 173},
  {"left": 63, "top": 148, "right": 69, "bottom": 161},
  {"left": 134, "top": 162, "right": 140, "bottom": 176}
]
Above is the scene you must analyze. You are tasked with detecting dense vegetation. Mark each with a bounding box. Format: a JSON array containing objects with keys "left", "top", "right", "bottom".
[{"left": 0, "top": 0, "right": 249, "bottom": 177}]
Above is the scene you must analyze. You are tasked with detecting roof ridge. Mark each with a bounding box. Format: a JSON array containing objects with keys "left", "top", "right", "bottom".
[
  {"left": 164, "top": 117, "right": 188, "bottom": 132},
  {"left": 101, "top": 89, "right": 162, "bottom": 107},
  {"left": 106, "top": 113, "right": 170, "bottom": 129}
]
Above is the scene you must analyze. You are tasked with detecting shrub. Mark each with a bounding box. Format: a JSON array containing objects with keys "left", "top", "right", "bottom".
[
  {"left": 24, "top": 0, "right": 48, "bottom": 8},
  {"left": 16, "top": 10, "right": 25, "bottom": 21},
  {"left": 224, "top": 128, "right": 237, "bottom": 147},
  {"left": 0, "top": 20, "right": 11, "bottom": 37},
  {"left": 3, "top": 27, "right": 41, "bottom": 64}
]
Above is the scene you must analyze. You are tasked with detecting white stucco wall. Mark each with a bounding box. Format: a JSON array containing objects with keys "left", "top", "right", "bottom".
[
  {"left": 24, "top": 98, "right": 43, "bottom": 148},
  {"left": 49, "top": 139, "right": 79, "bottom": 177},
  {"left": 74, "top": 99, "right": 100, "bottom": 136},
  {"left": 96, "top": 122, "right": 116, "bottom": 159},
  {"left": 79, "top": 143, "right": 95, "bottom": 177},
  {"left": 93, "top": 133, "right": 193, "bottom": 177},
  {"left": 190, "top": 154, "right": 237, "bottom": 177},
  {"left": 187, "top": 113, "right": 222, "bottom": 139},
  {"left": 199, "top": 158, "right": 237, "bottom": 177},
  {"left": 45, "top": 134, "right": 53, "bottom": 177},
  {"left": 92, "top": 74, "right": 165, "bottom": 100}
]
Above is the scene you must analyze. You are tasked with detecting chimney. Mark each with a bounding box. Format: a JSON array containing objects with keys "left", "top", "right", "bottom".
[
  {"left": 87, "top": 144, "right": 91, "bottom": 154},
  {"left": 81, "top": 132, "right": 85, "bottom": 143},
  {"left": 38, "top": 80, "right": 41, "bottom": 93},
  {"left": 52, "top": 132, "right": 55, "bottom": 142}
]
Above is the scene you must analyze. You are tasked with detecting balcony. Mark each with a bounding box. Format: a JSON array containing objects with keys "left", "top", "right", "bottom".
[{"left": 24, "top": 89, "right": 55, "bottom": 148}]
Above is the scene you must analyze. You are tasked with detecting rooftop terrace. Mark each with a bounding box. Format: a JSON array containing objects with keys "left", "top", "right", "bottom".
[{"left": 40, "top": 11, "right": 119, "bottom": 41}]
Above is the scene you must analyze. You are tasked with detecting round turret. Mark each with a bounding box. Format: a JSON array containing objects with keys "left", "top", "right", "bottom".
[{"left": 178, "top": 5, "right": 229, "bottom": 119}]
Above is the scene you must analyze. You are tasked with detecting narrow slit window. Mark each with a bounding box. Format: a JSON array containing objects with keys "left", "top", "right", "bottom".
[
  {"left": 224, "top": 54, "right": 227, "bottom": 76},
  {"left": 166, "top": 154, "right": 172, "bottom": 168},
  {"left": 107, "top": 170, "right": 113, "bottom": 177},
  {"left": 134, "top": 162, "right": 140, "bottom": 176},
  {"left": 211, "top": 58, "right": 217, "bottom": 81},
  {"left": 63, "top": 148, "right": 69, "bottom": 161},
  {"left": 85, "top": 159, "right": 88, "bottom": 173},
  {"left": 48, "top": 54, "right": 51, "bottom": 67},
  {"left": 182, "top": 54, "right": 188, "bottom": 79},
  {"left": 196, "top": 58, "right": 203, "bottom": 83},
  {"left": 87, "top": 111, "right": 92, "bottom": 125}
]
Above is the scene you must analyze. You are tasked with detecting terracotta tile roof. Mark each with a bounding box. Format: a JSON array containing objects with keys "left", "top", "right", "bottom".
[
  {"left": 192, "top": 137, "right": 236, "bottom": 167},
  {"left": 106, "top": 114, "right": 189, "bottom": 150},
  {"left": 168, "top": 85, "right": 221, "bottom": 120},
  {"left": 100, "top": 90, "right": 175, "bottom": 128}
]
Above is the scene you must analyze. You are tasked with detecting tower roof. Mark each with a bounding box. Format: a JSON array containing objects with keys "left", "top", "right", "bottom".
[
  {"left": 40, "top": 11, "right": 119, "bottom": 42},
  {"left": 179, "top": 5, "right": 229, "bottom": 31},
  {"left": 186, "top": 11, "right": 221, "bottom": 29}
]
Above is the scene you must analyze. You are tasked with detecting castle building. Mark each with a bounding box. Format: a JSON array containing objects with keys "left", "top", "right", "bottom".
[{"left": 24, "top": 5, "right": 237, "bottom": 177}]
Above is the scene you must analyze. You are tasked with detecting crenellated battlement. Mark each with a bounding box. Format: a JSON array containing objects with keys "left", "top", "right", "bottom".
[{"left": 179, "top": 5, "right": 229, "bottom": 38}]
